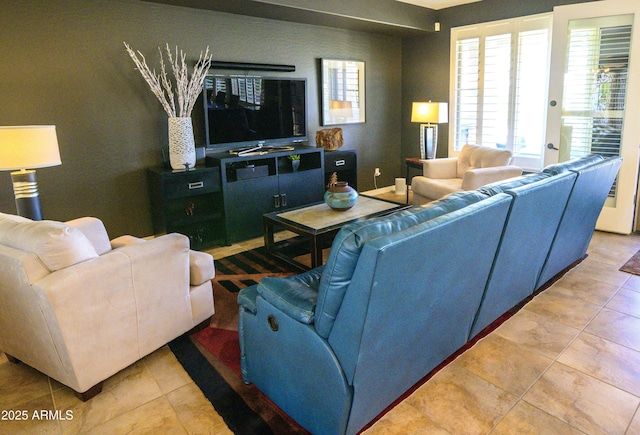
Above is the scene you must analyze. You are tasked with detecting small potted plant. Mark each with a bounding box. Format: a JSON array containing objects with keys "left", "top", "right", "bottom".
[{"left": 288, "top": 154, "right": 301, "bottom": 171}]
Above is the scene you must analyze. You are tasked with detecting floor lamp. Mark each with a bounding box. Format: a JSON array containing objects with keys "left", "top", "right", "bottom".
[
  {"left": 411, "top": 102, "right": 448, "bottom": 159},
  {"left": 0, "top": 126, "right": 61, "bottom": 220}
]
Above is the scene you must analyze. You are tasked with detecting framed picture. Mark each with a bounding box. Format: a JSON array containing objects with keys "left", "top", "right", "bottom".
[{"left": 321, "top": 59, "right": 365, "bottom": 126}]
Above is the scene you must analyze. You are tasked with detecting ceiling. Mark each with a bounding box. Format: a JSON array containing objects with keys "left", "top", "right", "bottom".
[{"left": 396, "top": 0, "right": 481, "bottom": 10}]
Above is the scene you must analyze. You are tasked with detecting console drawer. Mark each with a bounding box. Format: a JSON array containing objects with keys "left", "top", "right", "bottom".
[
  {"left": 325, "top": 151, "right": 356, "bottom": 171},
  {"left": 163, "top": 167, "right": 221, "bottom": 199}
]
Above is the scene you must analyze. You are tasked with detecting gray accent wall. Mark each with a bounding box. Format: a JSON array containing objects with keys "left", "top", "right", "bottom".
[
  {"left": 0, "top": 0, "right": 402, "bottom": 237},
  {"left": 1, "top": 0, "right": 599, "bottom": 240}
]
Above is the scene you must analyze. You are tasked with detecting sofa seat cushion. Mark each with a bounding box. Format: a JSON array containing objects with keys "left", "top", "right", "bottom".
[
  {"left": 0, "top": 217, "right": 98, "bottom": 272},
  {"left": 315, "top": 190, "right": 488, "bottom": 338}
]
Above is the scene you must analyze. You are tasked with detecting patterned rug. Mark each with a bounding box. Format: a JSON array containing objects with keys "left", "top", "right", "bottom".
[
  {"left": 169, "top": 246, "right": 307, "bottom": 435},
  {"left": 620, "top": 249, "right": 640, "bottom": 276}
]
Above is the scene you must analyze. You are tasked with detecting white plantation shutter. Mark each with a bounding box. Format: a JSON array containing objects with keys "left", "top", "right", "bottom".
[
  {"left": 451, "top": 14, "right": 552, "bottom": 170},
  {"left": 482, "top": 33, "right": 511, "bottom": 149},
  {"left": 453, "top": 37, "right": 479, "bottom": 149},
  {"left": 562, "top": 20, "right": 631, "bottom": 159},
  {"left": 560, "top": 16, "right": 632, "bottom": 200}
]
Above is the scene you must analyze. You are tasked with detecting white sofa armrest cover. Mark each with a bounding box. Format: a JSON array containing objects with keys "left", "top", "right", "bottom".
[
  {"left": 461, "top": 166, "right": 524, "bottom": 190},
  {"left": 422, "top": 157, "right": 458, "bottom": 179},
  {"left": 65, "top": 217, "right": 112, "bottom": 255}
]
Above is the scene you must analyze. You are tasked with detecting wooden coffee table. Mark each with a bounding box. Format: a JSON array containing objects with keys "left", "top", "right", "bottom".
[{"left": 263, "top": 196, "right": 408, "bottom": 270}]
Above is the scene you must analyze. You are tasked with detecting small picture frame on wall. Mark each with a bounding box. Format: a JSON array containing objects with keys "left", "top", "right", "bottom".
[{"left": 320, "top": 59, "right": 365, "bottom": 126}]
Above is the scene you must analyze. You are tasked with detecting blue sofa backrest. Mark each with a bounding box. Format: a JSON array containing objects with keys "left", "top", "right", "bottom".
[
  {"left": 537, "top": 156, "right": 622, "bottom": 286},
  {"left": 542, "top": 153, "right": 604, "bottom": 175},
  {"left": 325, "top": 194, "right": 513, "bottom": 434},
  {"left": 470, "top": 171, "right": 577, "bottom": 338},
  {"left": 314, "top": 190, "right": 488, "bottom": 338}
]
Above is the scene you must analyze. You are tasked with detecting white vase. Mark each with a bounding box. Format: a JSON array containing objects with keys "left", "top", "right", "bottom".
[{"left": 168, "top": 117, "right": 196, "bottom": 170}]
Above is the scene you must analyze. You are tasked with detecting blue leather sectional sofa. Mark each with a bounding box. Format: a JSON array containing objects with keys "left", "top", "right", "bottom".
[{"left": 237, "top": 154, "right": 622, "bottom": 435}]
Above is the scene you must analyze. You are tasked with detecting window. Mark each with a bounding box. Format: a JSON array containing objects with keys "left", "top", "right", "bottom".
[{"left": 450, "top": 14, "right": 552, "bottom": 170}]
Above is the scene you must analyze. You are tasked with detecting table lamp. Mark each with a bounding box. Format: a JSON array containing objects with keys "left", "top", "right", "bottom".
[
  {"left": 0, "top": 125, "right": 61, "bottom": 220},
  {"left": 411, "top": 102, "right": 448, "bottom": 159},
  {"left": 329, "top": 100, "right": 353, "bottom": 120}
]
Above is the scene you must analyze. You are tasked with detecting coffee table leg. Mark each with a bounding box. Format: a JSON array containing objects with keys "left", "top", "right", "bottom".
[
  {"left": 264, "top": 217, "right": 275, "bottom": 256},
  {"left": 310, "top": 235, "right": 323, "bottom": 268}
]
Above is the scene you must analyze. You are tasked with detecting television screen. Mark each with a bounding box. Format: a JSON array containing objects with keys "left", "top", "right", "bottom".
[{"left": 203, "top": 75, "right": 307, "bottom": 148}]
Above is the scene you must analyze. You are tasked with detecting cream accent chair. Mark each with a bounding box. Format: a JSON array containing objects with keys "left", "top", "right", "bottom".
[
  {"left": 0, "top": 212, "right": 215, "bottom": 400},
  {"left": 411, "top": 144, "right": 523, "bottom": 205}
]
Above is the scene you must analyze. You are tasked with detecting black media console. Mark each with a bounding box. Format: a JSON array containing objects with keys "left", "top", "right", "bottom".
[{"left": 206, "top": 145, "right": 325, "bottom": 244}]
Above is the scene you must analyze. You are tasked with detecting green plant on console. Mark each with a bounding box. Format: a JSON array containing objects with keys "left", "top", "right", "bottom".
[{"left": 288, "top": 154, "right": 301, "bottom": 171}]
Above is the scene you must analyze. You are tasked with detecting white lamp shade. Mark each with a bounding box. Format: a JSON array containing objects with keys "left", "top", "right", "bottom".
[
  {"left": 411, "top": 102, "right": 448, "bottom": 124},
  {"left": 0, "top": 125, "right": 61, "bottom": 171}
]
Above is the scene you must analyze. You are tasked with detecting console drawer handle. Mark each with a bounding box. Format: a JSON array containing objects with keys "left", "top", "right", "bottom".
[
  {"left": 335, "top": 159, "right": 345, "bottom": 166},
  {"left": 188, "top": 181, "right": 204, "bottom": 190}
]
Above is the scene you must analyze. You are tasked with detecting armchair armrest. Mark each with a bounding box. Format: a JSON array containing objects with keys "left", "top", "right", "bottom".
[
  {"left": 422, "top": 158, "right": 458, "bottom": 179},
  {"left": 110, "top": 234, "right": 214, "bottom": 286},
  {"left": 461, "top": 166, "right": 523, "bottom": 190},
  {"left": 257, "top": 277, "right": 318, "bottom": 324}
]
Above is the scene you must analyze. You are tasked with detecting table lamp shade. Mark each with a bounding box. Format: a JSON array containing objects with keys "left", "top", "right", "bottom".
[
  {"left": 411, "top": 102, "right": 448, "bottom": 124},
  {"left": 0, "top": 125, "right": 61, "bottom": 220},
  {"left": 0, "top": 125, "right": 61, "bottom": 170}
]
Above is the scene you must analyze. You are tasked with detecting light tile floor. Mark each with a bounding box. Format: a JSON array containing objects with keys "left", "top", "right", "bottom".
[{"left": 1, "top": 231, "right": 639, "bottom": 434}]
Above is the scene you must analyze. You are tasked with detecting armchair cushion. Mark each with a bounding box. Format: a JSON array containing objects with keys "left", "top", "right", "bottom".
[
  {"left": 0, "top": 217, "right": 98, "bottom": 272},
  {"left": 66, "top": 217, "right": 112, "bottom": 255},
  {"left": 456, "top": 144, "right": 514, "bottom": 177},
  {"left": 422, "top": 157, "right": 457, "bottom": 178}
]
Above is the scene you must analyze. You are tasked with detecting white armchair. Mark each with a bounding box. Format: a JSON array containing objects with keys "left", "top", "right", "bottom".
[
  {"left": 0, "top": 212, "right": 215, "bottom": 400},
  {"left": 411, "top": 144, "right": 523, "bottom": 205}
]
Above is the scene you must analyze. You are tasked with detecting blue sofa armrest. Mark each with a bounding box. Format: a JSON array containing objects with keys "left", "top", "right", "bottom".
[
  {"left": 238, "top": 285, "right": 259, "bottom": 314},
  {"left": 256, "top": 276, "right": 318, "bottom": 324}
]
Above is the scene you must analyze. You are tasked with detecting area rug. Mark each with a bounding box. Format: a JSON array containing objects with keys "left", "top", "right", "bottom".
[
  {"left": 620, "top": 249, "right": 640, "bottom": 276},
  {"left": 169, "top": 246, "right": 308, "bottom": 435}
]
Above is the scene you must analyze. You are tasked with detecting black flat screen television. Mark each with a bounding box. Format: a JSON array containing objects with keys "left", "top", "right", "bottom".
[{"left": 203, "top": 75, "right": 307, "bottom": 149}]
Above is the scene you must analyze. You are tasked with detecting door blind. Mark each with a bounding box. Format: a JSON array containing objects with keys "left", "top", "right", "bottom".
[{"left": 562, "top": 17, "right": 632, "bottom": 198}]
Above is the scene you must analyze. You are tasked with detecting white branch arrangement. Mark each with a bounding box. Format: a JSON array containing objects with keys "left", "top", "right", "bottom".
[{"left": 124, "top": 42, "right": 213, "bottom": 118}]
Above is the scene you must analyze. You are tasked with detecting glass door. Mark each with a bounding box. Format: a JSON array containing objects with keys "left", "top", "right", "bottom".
[{"left": 544, "top": 0, "right": 640, "bottom": 234}]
